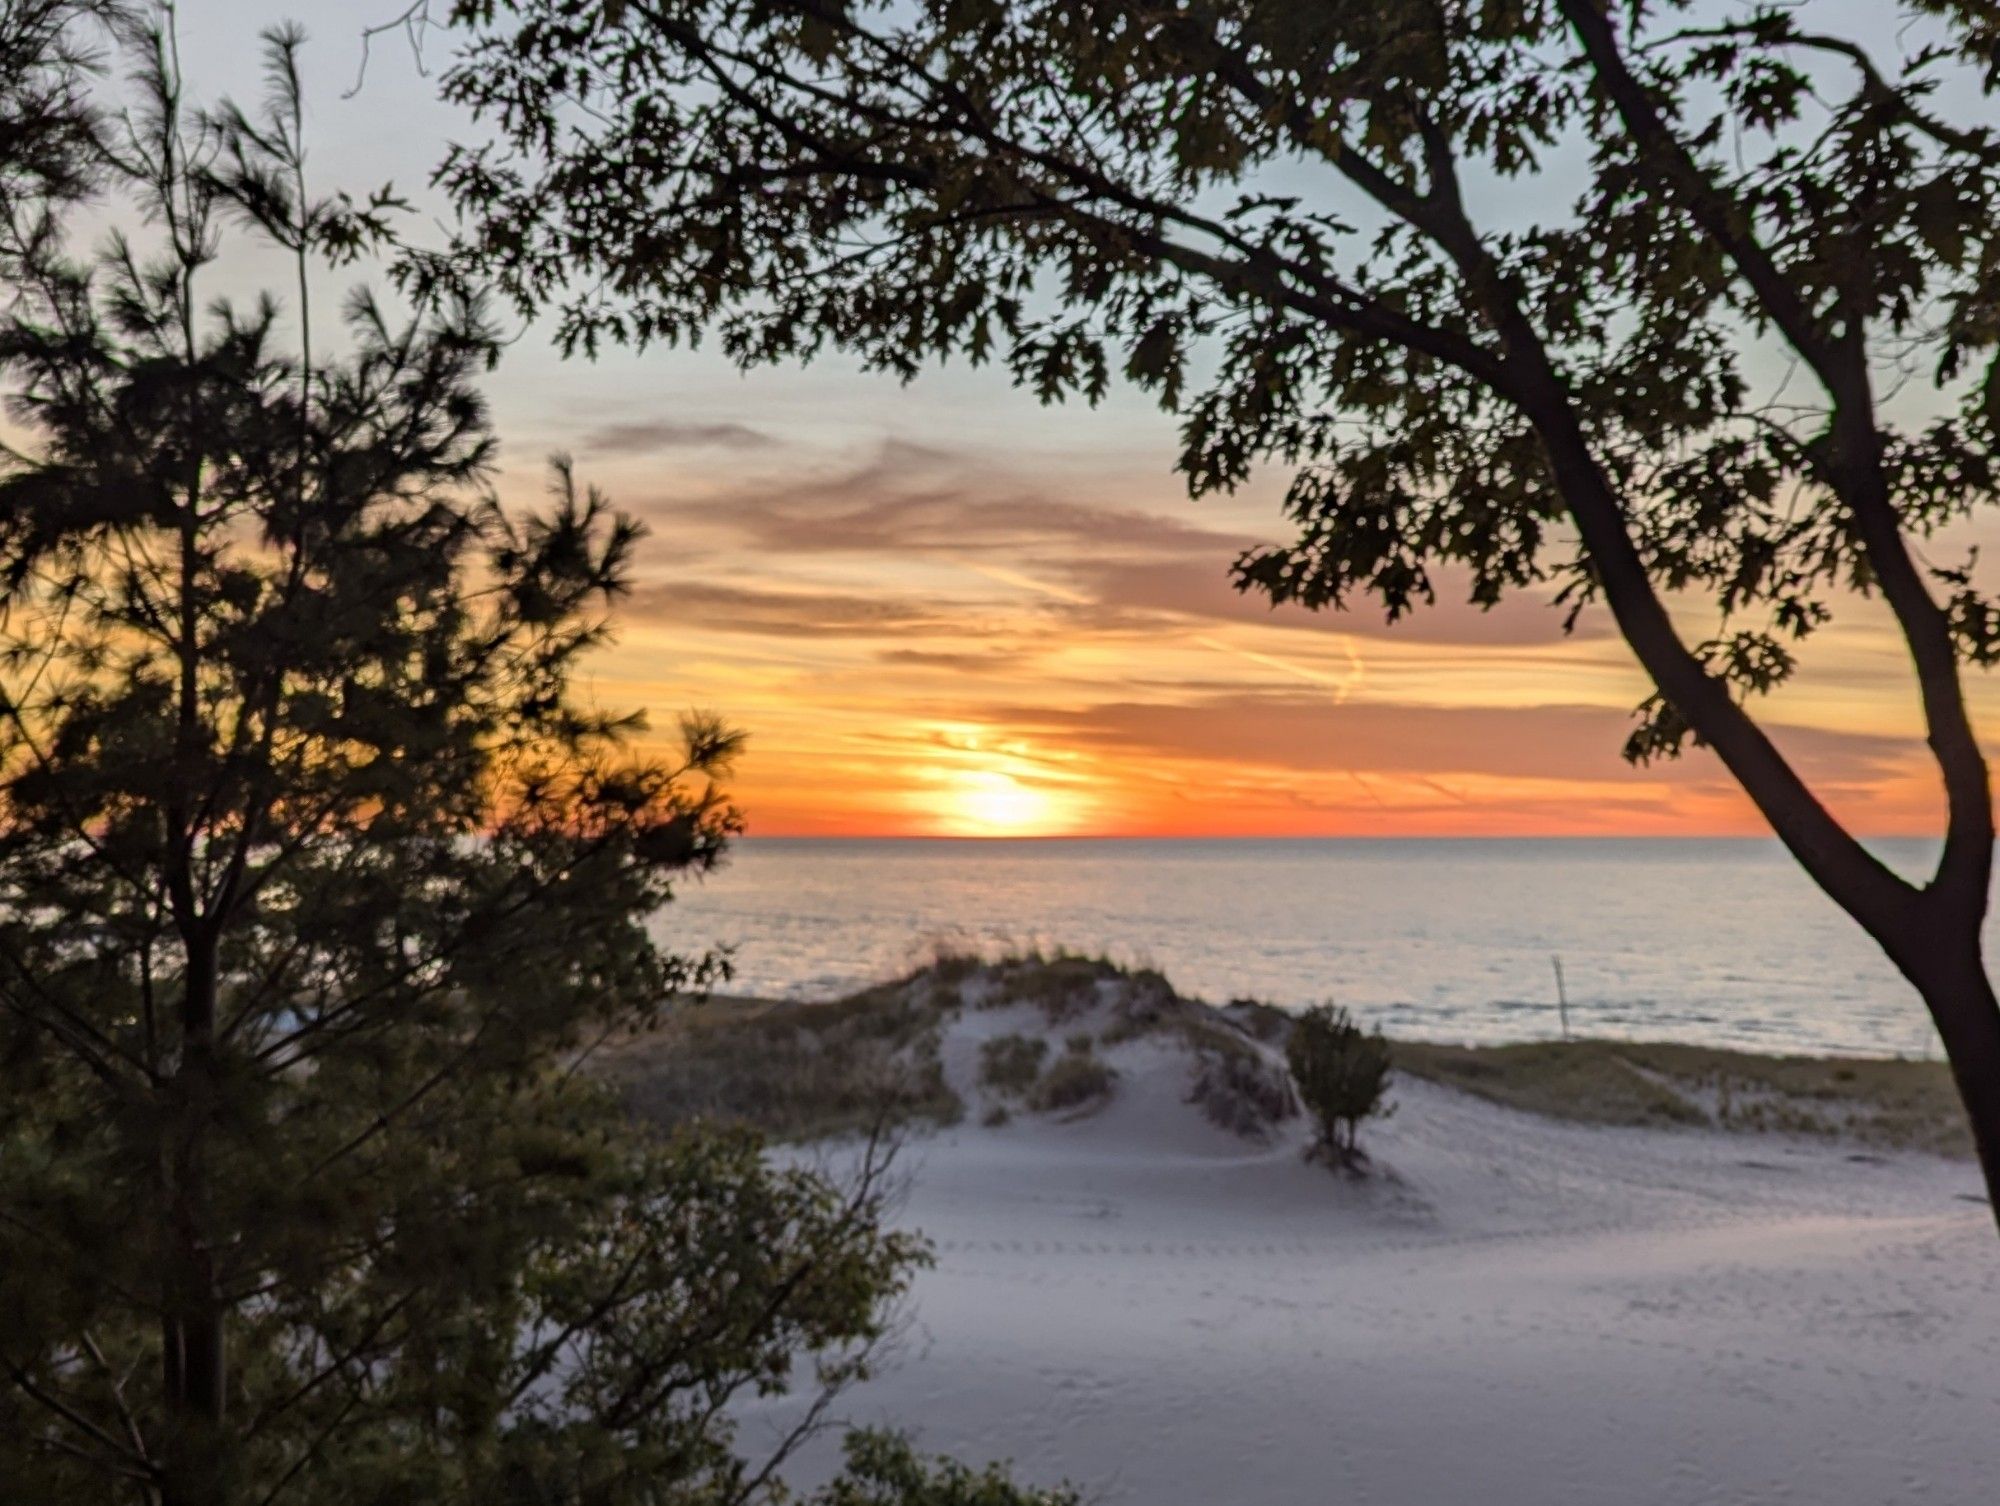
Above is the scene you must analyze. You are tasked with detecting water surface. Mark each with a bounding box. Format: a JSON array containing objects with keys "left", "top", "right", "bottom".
[{"left": 665, "top": 837, "right": 1955, "bottom": 1057}]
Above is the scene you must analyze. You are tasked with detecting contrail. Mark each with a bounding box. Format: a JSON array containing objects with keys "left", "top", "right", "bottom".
[
  {"left": 1192, "top": 633, "right": 1366, "bottom": 704},
  {"left": 951, "top": 554, "right": 1368, "bottom": 705},
  {"left": 952, "top": 558, "right": 1096, "bottom": 606}
]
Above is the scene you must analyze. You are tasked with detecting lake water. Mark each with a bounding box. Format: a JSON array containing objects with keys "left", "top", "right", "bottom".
[{"left": 664, "top": 837, "right": 1961, "bottom": 1058}]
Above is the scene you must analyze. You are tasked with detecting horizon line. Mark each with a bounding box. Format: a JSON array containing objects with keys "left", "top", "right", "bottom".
[{"left": 734, "top": 830, "right": 1947, "bottom": 843}]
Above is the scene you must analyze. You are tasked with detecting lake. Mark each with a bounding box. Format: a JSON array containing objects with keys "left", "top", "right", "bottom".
[{"left": 664, "top": 836, "right": 1957, "bottom": 1057}]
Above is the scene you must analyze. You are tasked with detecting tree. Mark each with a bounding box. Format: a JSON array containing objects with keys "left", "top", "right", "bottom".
[
  {"left": 0, "top": 0, "right": 124, "bottom": 269},
  {"left": 0, "top": 21, "right": 927, "bottom": 1504},
  {"left": 426, "top": 0, "right": 2000, "bottom": 1222},
  {"left": 1284, "top": 1006, "right": 1394, "bottom": 1166}
]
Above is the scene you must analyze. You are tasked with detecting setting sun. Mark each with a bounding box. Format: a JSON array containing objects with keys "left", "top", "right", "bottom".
[{"left": 940, "top": 769, "right": 1068, "bottom": 836}]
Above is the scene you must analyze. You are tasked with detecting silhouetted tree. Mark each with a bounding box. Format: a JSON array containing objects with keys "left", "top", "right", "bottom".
[
  {"left": 1285, "top": 1006, "right": 1394, "bottom": 1165},
  {"left": 0, "top": 1, "right": 122, "bottom": 273},
  {"left": 427, "top": 0, "right": 2000, "bottom": 1223},
  {"left": 0, "top": 22, "right": 926, "bottom": 1504}
]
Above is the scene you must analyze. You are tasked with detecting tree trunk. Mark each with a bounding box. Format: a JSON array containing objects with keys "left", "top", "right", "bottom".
[
  {"left": 1908, "top": 944, "right": 2000, "bottom": 1236},
  {"left": 160, "top": 937, "right": 227, "bottom": 1506}
]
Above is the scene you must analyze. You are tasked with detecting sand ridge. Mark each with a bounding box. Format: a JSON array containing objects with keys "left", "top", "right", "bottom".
[{"left": 745, "top": 995, "right": 2000, "bottom": 1505}]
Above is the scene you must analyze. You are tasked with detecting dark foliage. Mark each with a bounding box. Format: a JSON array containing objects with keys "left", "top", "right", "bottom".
[
  {"left": 0, "top": 1, "right": 119, "bottom": 270},
  {"left": 0, "top": 23, "right": 927, "bottom": 1504},
  {"left": 809, "top": 1430, "right": 1080, "bottom": 1506},
  {"left": 1286, "top": 1006, "right": 1394, "bottom": 1164}
]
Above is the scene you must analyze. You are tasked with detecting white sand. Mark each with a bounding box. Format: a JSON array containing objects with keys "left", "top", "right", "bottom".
[{"left": 751, "top": 1001, "right": 2000, "bottom": 1504}]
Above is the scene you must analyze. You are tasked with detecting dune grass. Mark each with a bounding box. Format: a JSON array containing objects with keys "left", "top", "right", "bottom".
[
  {"left": 980, "top": 1033, "right": 1050, "bottom": 1096},
  {"left": 1394, "top": 1038, "right": 1970, "bottom": 1158},
  {"left": 594, "top": 956, "right": 1973, "bottom": 1160},
  {"left": 598, "top": 984, "right": 961, "bottom": 1142},
  {"left": 1030, "top": 1045, "right": 1116, "bottom": 1114}
]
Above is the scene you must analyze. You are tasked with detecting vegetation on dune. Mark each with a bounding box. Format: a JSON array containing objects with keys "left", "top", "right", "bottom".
[
  {"left": 1396, "top": 1040, "right": 1973, "bottom": 1158},
  {"left": 602, "top": 954, "right": 1976, "bottom": 1166},
  {"left": 605, "top": 953, "right": 1299, "bottom": 1139},
  {"left": 980, "top": 1033, "right": 1051, "bottom": 1098},
  {"left": 1224, "top": 998, "right": 1294, "bottom": 1044},
  {"left": 1030, "top": 1041, "right": 1117, "bottom": 1116},
  {"left": 1395, "top": 1040, "right": 1704, "bottom": 1131},
  {"left": 1187, "top": 1046, "right": 1299, "bottom": 1142},
  {"left": 1287, "top": 1007, "right": 1397, "bottom": 1167},
  {"left": 965, "top": 949, "right": 1174, "bottom": 1026},
  {"left": 607, "top": 987, "right": 962, "bottom": 1142}
]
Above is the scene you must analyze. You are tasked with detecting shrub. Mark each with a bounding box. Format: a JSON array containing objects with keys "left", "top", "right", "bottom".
[
  {"left": 980, "top": 1033, "right": 1050, "bottom": 1096},
  {"left": 814, "top": 1429, "right": 1081, "bottom": 1504},
  {"left": 1285, "top": 1005, "right": 1394, "bottom": 1164},
  {"left": 1031, "top": 1050, "right": 1115, "bottom": 1114},
  {"left": 1187, "top": 1048, "right": 1298, "bottom": 1141}
]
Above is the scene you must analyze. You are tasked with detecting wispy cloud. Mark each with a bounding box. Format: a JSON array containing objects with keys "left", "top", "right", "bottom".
[
  {"left": 625, "top": 580, "right": 1018, "bottom": 639},
  {"left": 633, "top": 438, "right": 1604, "bottom": 648},
  {"left": 961, "top": 692, "right": 1915, "bottom": 788},
  {"left": 584, "top": 434, "right": 1942, "bottom": 837},
  {"left": 581, "top": 418, "right": 776, "bottom": 455}
]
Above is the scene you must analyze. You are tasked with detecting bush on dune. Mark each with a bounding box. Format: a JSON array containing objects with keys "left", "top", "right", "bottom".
[
  {"left": 1188, "top": 1047, "right": 1299, "bottom": 1141},
  {"left": 1287, "top": 1006, "right": 1395, "bottom": 1167}
]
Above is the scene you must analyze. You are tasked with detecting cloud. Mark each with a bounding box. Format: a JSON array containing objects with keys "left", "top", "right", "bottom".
[
  {"left": 1071, "top": 557, "right": 1608, "bottom": 646},
  {"left": 581, "top": 418, "right": 776, "bottom": 455},
  {"left": 637, "top": 440, "right": 1604, "bottom": 647},
  {"left": 626, "top": 579, "right": 1021, "bottom": 639},
  {"left": 664, "top": 478, "right": 1229, "bottom": 562},
  {"left": 876, "top": 646, "right": 1045, "bottom": 672},
  {"left": 971, "top": 692, "right": 1915, "bottom": 788}
]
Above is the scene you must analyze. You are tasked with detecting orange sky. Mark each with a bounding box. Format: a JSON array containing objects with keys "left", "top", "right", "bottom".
[
  {"left": 177, "top": 4, "right": 1995, "bottom": 843},
  {"left": 536, "top": 393, "right": 1966, "bottom": 841}
]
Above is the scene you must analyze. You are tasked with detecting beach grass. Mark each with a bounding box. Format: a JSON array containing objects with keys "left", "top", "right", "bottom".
[
  {"left": 1393, "top": 1038, "right": 1970, "bottom": 1158},
  {"left": 597, "top": 985, "right": 960, "bottom": 1141},
  {"left": 593, "top": 956, "right": 1973, "bottom": 1159}
]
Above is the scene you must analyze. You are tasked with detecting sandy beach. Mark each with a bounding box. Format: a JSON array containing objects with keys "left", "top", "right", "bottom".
[{"left": 744, "top": 997, "right": 2000, "bottom": 1505}]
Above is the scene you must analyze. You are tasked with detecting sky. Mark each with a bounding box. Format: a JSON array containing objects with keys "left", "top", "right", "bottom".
[{"left": 155, "top": 1, "right": 1983, "bottom": 839}]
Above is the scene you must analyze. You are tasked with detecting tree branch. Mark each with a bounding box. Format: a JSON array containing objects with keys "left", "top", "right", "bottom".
[{"left": 1558, "top": 0, "right": 1992, "bottom": 924}]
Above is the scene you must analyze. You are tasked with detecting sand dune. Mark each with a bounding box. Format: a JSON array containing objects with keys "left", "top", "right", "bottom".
[{"left": 748, "top": 996, "right": 2000, "bottom": 1505}]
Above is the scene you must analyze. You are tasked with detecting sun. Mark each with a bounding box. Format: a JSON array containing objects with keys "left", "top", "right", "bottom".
[{"left": 942, "top": 769, "right": 1066, "bottom": 836}]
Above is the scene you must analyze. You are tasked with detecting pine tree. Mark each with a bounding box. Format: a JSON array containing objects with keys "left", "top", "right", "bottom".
[
  {"left": 0, "top": 1, "right": 121, "bottom": 272},
  {"left": 0, "top": 22, "right": 921, "bottom": 1503}
]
